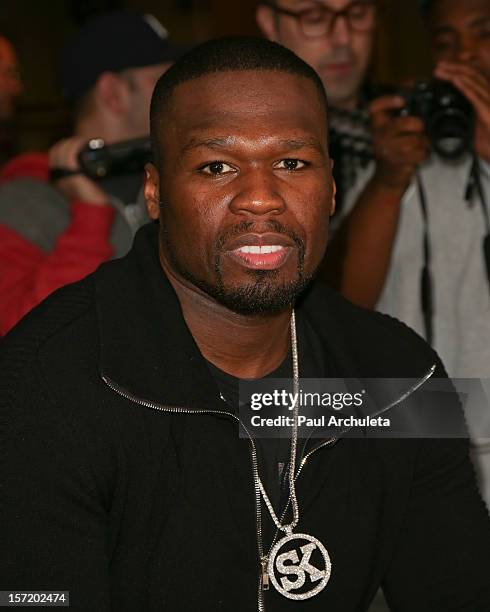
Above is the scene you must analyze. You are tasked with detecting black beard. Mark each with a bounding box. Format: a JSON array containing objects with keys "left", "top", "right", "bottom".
[
  {"left": 185, "top": 268, "right": 313, "bottom": 316},
  {"left": 161, "top": 220, "right": 312, "bottom": 315}
]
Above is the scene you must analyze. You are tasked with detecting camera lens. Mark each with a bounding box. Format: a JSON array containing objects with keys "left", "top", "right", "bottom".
[
  {"left": 427, "top": 81, "right": 474, "bottom": 160},
  {"left": 431, "top": 108, "right": 473, "bottom": 159}
]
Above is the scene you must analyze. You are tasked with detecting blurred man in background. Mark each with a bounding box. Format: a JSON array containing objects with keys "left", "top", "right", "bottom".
[
  {"left": 0, "top": 35, "right": 23, "bottom": 165},
  {"left": 326, "top": 0, "right": 490, "bottom": 376},
  {"left": 256, "top": 0, "right": 378, "bottom": 213},
  {"left": 0, "top": 11, "right": 186, "bottom": 336}
]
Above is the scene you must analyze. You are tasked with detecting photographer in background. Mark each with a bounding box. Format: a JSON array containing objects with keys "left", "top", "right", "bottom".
[
  {"left": 325, "top": 0, "right": 490, "bottom": 506},
  {"left": 328, "top": 0, "right": 490, "bottom": 375},
  {"left": 0, "top": 10, "right": 185, "bottom": 336}
]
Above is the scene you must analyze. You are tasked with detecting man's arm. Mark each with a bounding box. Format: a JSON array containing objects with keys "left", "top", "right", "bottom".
[
  {"left": 0, "top": 203, "right": 114, "bottom": 335},
  {"left": 322, "top": 97, "right": 429, "bottom": 309},
  {"left": 382, "top": 436, "right": 490, "bottom": 611},
  {"left": 0, "top": 345, "right": 111, "bottom": 610},
  {"left": 0, "top": 137, "right": 116, "bottom": 335}
]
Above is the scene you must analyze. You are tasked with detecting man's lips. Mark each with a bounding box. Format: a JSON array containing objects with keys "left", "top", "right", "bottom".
[
  {"left": 225, "top": 233, "right": 295, "bottom": 250},
  {"left": 324, "top": 62, "right": 353, "bottom": 75},
  {"left": 224, "top": 233, "right": 296, "bottom": 271}
]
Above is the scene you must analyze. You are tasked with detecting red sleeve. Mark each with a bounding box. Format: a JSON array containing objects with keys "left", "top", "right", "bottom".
[{"left": 0, "top": 201, "right": 115, "bottom": 335}]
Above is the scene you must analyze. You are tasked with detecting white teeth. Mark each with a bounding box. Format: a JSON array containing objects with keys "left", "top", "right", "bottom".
[{"left": 237, "top": 245, "right": 284, "bottom": 254}]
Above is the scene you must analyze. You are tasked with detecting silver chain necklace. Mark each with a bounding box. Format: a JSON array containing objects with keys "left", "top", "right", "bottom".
[{"left": 253, "top": 310, "right": 332, "bottom": 603}]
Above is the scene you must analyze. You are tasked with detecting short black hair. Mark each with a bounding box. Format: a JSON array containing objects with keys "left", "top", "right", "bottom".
[{"left": 150, "top": 36, "right": 329, "bottom": 167}]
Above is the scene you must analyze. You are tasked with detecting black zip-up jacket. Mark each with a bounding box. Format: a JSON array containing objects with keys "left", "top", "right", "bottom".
[{"left": 2, "top": 222, "right": 490, "bottom": 611}]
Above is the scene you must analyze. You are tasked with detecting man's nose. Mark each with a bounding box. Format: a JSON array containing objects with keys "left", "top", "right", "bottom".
[
  {"left": 229, "top": 170, "right": 286, "bottom": 217},
  {"left": 457, "top": 34, "right": 478, "bottom": 63},
  {"left": 329, "top": 14, "right": 352, "bottom": 46}
]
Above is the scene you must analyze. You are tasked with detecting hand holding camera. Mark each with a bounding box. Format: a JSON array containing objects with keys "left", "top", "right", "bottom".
[
  {"left": 435, "top": 60, "right": 490, "bottom": 163},
  {"left": 48, "top": 136, "right": 110, "bottom": 206},
  {"left": 369, "top": 95, "right": 430, "bottom": 191},
  {"left": 370, "top": 66, "right": 482, "bottom": 193}
]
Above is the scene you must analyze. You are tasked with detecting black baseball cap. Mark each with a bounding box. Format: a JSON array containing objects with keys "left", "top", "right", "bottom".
[{"left": 59, "top": 10, "right": 189, "bottom": 99}]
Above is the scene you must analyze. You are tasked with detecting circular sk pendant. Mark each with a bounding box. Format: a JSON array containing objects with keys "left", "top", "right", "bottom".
[{"left": 267, "top": 532, "right": 331, "bottom": 600}]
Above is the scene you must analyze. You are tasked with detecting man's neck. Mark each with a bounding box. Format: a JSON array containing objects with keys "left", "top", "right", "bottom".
[
  {"left": 331, "top": 94, "right": 360, "bottom": 112},
  {"left": 162, "top": 263, "right": 293, "bottom": 380}
]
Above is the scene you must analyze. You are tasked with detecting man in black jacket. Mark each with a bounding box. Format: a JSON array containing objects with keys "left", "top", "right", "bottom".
[{"left": 2, "top": 37, "right": 490, "bottom": 612}]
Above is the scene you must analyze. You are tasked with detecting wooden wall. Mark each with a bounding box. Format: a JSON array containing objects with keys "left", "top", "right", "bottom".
[{"left": 0, "top": 0, "right": 433, "bottom": 153}]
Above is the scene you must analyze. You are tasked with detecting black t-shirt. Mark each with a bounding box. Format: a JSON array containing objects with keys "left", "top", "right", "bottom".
[{"left": 205, "top": 313, "right": 334, "bottom": 532}]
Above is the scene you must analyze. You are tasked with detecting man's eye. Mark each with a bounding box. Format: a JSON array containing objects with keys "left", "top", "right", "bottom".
[
  {"left": 433, "top": 35, "right": 456, "bottom": 53},
  {"left": 200, "top": 161, "right": 235, "bottom": 175},
  {"left": 275, "top": 159, "right": 307, "bottom": 171},
  {"left": 348, "top": 3, "right": 370, "bottom": 20}
]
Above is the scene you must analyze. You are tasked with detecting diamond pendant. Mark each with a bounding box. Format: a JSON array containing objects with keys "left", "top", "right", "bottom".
[{"left": 267, "top": 532, "right": 332, "bottom": 600}]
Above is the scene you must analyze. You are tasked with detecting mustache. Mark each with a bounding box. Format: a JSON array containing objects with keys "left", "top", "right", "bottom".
[
  {"left": 214, "top": 219, "right": 304, "bottom": 252},
  {"left": 318, "top": 49, "right": 355, "bottom": 67}
]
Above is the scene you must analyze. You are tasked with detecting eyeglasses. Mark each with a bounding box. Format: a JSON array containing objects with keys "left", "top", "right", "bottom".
[{"left": 261, "top": 1, "right": 378, "bottom": 38}]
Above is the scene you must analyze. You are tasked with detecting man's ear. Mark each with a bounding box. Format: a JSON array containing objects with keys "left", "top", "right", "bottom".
[
  {"left": 330, "top": 159, "right": 336, "bottom": 217},
  {"left": 144, "top": 162, "right": 160, "bottom": 220},
  {"left": 256, "top": 5, "right": 279, "bottom": 41},
  {"left": 95, "top": 71, "right": 129, "bottom": 115}
]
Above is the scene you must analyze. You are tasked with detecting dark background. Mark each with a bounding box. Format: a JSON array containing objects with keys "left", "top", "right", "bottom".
[{"left": 0, "top": 0, "right": 432, "bottom": 152}]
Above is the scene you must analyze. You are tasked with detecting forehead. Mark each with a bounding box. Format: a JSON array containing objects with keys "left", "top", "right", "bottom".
[
  {"left": 166, "top": 70, "right": 327, "bottom": 145},
  {"left": 431, "top": 0, "right": 490, "bottom": 30}
]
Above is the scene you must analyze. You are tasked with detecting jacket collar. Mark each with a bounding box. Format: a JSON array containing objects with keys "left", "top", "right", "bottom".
[
  {"left": 95, "top": 222, "right": 435, "bottom": 414},
  {"left": 96, "top": 221, "right": 224, "bottom": 411}
]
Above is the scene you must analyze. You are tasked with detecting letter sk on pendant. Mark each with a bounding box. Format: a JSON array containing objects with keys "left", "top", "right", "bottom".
[{"left": 267, "top": 532, "right": 332, "bottom": 600}]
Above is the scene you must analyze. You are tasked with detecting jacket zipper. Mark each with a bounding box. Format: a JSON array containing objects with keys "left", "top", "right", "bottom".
[
  {"left": 101, "top": 374, "right": 273, "bottom": 610},
  {"left": 102, "top": 362, "right": 436, "bottom": 612}
]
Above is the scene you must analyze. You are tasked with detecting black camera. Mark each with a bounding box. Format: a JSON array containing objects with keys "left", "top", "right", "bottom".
[
  {"left": 78, "top": 137, "right": 152, "bottom": 180},
  {"left": 397, "top": 79, "right": 474, "bottom": 159}
]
